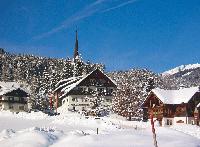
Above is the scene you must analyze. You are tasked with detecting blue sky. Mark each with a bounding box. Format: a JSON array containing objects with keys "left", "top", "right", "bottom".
[{"left": 0, "top": 0, "right": 200, "bottom": 73}]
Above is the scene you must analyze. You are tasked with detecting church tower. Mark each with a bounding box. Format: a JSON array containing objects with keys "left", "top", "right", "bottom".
[{"left": 73, "top": 30, "right": 79, "bottom": 59}]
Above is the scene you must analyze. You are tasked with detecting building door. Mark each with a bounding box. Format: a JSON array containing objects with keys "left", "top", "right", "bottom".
[
  {"left": 167, "top": 119, "right": 172, "bottom": 125},
  {"left": 159, "top": 120, "right": 162, "bottom": 126},
  {"left": 73, "top": 106, "right": 76, "bottom": 111},
  {"left": 169, "top": 120, "right": 172, "bottom": 125}
]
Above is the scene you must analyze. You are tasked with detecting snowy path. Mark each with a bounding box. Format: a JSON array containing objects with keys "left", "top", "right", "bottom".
[{"left": 0, "top": 112, "right": 200, "bottom": 147}]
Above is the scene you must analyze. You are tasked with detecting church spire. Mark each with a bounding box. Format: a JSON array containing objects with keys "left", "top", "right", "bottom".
[{"left": 73, "top": 30, "right": 79, "bottom": 59}]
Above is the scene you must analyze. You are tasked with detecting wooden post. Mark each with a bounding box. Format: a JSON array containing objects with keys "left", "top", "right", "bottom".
[
  {"left": 49, "top": 95, "right": 52, "bottom": 110},
  {"left": 194, "top": 108, "right": 199, "bottom": 125},
  {"left": 55, "top": 92, "right": 58, "bottom": 113},
  {"left": 150, "top": 111, "right": 158, "bottom": 147},
  {"left": 97, "top": 128, "right": 99, "bottom": 134},
  {"left": 135, "top": 125, "right": 137, "bottom": 130}
]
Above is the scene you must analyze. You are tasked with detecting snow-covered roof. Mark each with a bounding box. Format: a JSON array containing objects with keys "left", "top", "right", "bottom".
[
  {"left": 0, "top": 81, "right": 29, "bottom": 95},
  {"left": 54, "top": 69, "right": 117, "bottom": 99},
  {"left": 151, "top": 86, "right": 199, "bottom": 104},
  {"left": 0, "top": 82, "right": 20, "bottom": 89},
  {"left": 197, "top": 103, "right": 200, "bottom": 108},
  {"left": 54, "top": 76, "right": 83, "bottom": 94}
]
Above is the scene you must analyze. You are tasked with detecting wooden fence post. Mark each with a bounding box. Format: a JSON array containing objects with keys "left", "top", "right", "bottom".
[
  {"left": 55, "top": 92, "right": 58, "bottom": 113},
  {"left": 150, "top": 111, "right": 158, "bottom": 147},
  {"left": 49, "top": 94, "right": 52, "bottom": 110}
]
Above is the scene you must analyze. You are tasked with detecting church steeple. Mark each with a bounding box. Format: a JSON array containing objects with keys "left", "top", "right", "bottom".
[{"left": 73, "top": 30, "right": 79, "bottom": 59}]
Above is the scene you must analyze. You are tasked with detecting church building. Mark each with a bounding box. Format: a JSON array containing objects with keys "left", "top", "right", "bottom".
[{"left": 53, "top": 31, "right": 117, "bottom": 115}]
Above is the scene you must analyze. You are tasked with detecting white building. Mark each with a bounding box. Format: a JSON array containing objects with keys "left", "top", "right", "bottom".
[
  {"left": 53, "top": 69, "right": 117, "bottom": 115},
  {"left": 0, "top": 82, "right": 29, "bottom": 112}
]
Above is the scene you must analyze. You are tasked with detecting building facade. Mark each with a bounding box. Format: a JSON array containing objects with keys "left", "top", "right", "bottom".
[
  {"left": 0, "top": 82, "right": 29, "bottom": 112},
  {"left": 53, "top": 69, "right": 117, "bottom": 115},
  {"left": 142, "top": 86, "right": 200, "bottom": 126}
]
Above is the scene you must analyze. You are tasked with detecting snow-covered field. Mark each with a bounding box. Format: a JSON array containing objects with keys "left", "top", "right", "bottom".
[{"left": 0, "top": 111, "right": 200, "bottom": 147}]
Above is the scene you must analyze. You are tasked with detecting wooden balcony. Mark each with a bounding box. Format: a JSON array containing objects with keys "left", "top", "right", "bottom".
[{"left": 0, "top": 99, "right": 27, "bottom": 104}]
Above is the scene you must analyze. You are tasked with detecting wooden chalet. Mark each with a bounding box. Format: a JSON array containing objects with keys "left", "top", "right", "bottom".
[
  {"left": 53, "top": 68, "right": 117, "bottom": 114},
  {"left": 142, "top": 86, "right": 200, "bottom": 126},
  {"left": 0, "top": 82, "right": 29, "bottom": 112}
]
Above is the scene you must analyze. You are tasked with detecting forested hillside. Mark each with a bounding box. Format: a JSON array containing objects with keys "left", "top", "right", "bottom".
[
  {"left": 0, "top": 49, "right": 104, "bottom": 109},
  {"left": 0, "top": 48, "right": 199, "bottom": 118}
]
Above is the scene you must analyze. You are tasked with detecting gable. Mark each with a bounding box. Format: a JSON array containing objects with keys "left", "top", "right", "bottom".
[
  {"left": 4, "top": 88, "right": 29, "bottom": 97},
  {"left": 54, "top": 69, "right": 117, "bottom": 99},
  {"left": 78, "top": 69, "right": 117, "bottom": 87},
  {"left": 142, "top": 91, "right": 163, "bottom": 108},
  {"left": 188, "top": 92, "right": 200, "bottom": 107}
]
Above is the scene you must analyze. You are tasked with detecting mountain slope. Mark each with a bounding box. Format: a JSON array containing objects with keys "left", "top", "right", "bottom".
[
  {"left": 162, "top": 63, "right": 200, "bottom": 76},
  {"left": 161, "top": 63, "right": 200, "bottom": 89}
]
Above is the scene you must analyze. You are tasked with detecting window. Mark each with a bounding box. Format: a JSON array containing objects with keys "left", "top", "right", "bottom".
[
  {"left": 191, "top": 120, "right": 195, "bottom": 125},
  {"left": 90, "top": 79, "right": 95, "bottom": 85},
  {"left": 14, "top": 97, "right": 19, "bottom": 101},
  {"left": 73, "top": 106, "right": 76, "bottom": 111},
  {"left": 100, "top": 79, "right": 106, "bottom": 84},
  {"left": 19, "top": 106, "right": 24, "bottom": 110},
  {"left": 167, "top": 119, "right": 173, "bottom": 125},
  {"left": 170, "top": 120, "right": 173, "bottom": 125},
  {"left": 84, "top": 87, "right": 88, "bottom": 92},
  {"left": 106, "top": 99, "right": 111, "bottom": 102},
  {"left": 107, "top": 88, "right": 113, "bottom": 94},
  {"left": 9, "top": 105, "right": 13, "bottom": 109},
  {"left": 8, "top": 97, "right": 14, "bottom": 101},
  {"left": 97, "top": 88, "right": 104, "bottom": 93},
  {"left": 167, "top": 119, "right": 169, "bottom": 125},
  {"left": 72, "top": 98, "right": 75, "bottom": 101}
]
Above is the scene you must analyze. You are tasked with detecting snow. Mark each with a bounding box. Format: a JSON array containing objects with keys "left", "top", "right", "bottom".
[
  {"left": 54, "top": 76, "right": 83, "bottom": 91},
  {"left": 171, "top": 124, "right": 200, "bottom": 139},
  {"left": 152, "top": 86, "right": 199, "bottom": 104},
  {"left": 55, "top": 68, "right": 117, "bottom": 99},
  {"left": 0, "top": 111, "right": 200, "bottom": 147},
  {"left": 0, "top": 82, "right": 21, "bottom": 89},
  {"left": 0, "top": 81, "right": 29, "bottom": 95},
  {"left": 162, "top": 63, "right": 200, "bottom": 76}
]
